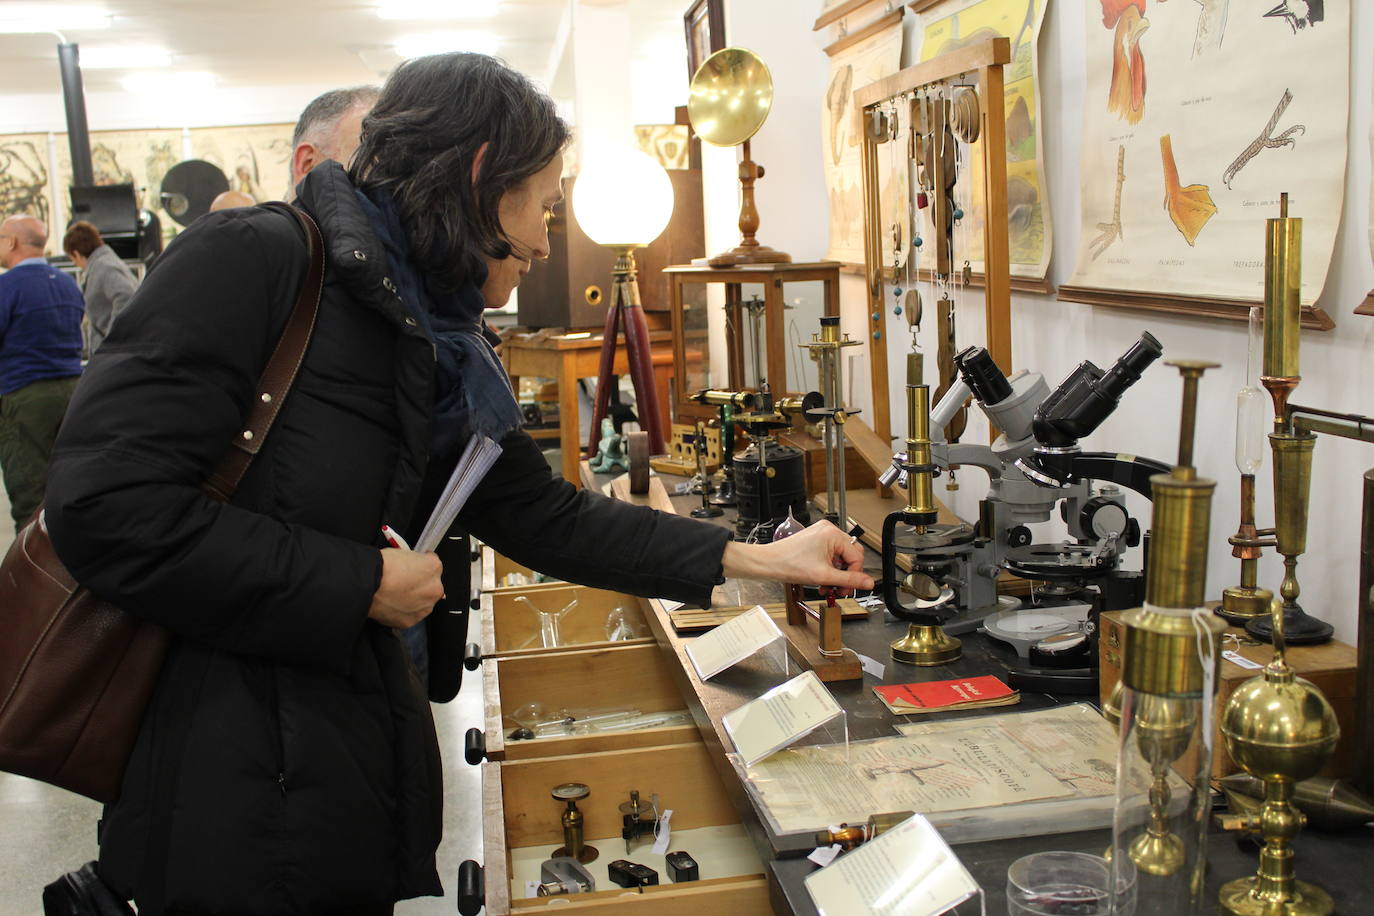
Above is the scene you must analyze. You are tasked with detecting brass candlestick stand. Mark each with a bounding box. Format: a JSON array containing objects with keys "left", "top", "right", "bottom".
[
  {"left": 1217, "top": 597, "right": 1340, "bottom": 915},
  {"left": 1249, "top": 194, "right": 1331, "bottom": 645},
  {"left": 1109, "top": 361, "right": 1226, "bottom": 915}
]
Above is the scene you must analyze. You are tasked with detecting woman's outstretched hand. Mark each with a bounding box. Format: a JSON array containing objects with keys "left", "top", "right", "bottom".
[{"left": 722, "top": 519, "right": 874, "bottom": 591}]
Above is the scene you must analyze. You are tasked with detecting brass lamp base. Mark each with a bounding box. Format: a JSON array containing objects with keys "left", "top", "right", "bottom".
[
  {"left": 1129, "top": 830, "right": 1185, "bottom": 876},
  {"left": 698, "top": 244, "right": 793, "bottom": 267},
  {"left": 1211, "top": 585, "right": 1273, "bottom": 625},
  {"left": 890, "top": 623, "right": 960, "bottom": 666},
  {"left": 1218, "top": 877, "right": 1333, "bottom": 916}
]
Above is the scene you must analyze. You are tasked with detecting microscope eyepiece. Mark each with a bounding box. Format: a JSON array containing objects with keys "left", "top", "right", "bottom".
[
  {"left": 954, "top": 346, "right": 1013, "bottom": 406},
  {"left": 1098, "top": 331, "right": 1162, "bottom": 402},
  {"left": 1031, "top": 332, "right": 1164, "bottom": 449}
]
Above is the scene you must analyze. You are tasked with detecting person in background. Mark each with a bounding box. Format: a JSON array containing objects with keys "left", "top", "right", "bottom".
[
  {"left": 62, "top": 220, "right": 138, "bottom": 357},
  {"left": 288, "top": 84, "right": 379, "bottom": 196},
  {"left": 208, "top": 189, "right": 257, "bottom": 212},
  {"left": 0, "top": 215, "right": 83, "bottom": 531}
]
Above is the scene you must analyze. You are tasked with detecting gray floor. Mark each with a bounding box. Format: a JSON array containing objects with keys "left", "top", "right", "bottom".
[{"left": 0, "top": 478, "right": 487, "bottom": 914}]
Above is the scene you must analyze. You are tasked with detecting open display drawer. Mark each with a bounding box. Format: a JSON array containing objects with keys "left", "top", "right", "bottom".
[
  {"left": 480, "top": 545, "right": 561, "bottom": 592},
  {"left": 458, "top": 741, "right": 773, "bottom": 915},
  {"left": 471, "top": 642, "right": 700, "bottom": 764},
  {"left": 478, "top": 583, "right": 654, "bottom": 661}
]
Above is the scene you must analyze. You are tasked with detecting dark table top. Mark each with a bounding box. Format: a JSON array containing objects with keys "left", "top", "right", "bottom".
[{"left": 645, "top": 488, "right": 1374, "bottom": 916}]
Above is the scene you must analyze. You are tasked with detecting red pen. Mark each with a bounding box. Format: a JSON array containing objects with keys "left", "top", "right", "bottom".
[{"left": 381, "top": 524, "right": 411, "bottom": 550}]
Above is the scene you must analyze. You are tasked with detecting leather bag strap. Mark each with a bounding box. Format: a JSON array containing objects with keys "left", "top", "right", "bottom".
[{"left": 201, "top": 203, "right": 325, "bottom": 502}]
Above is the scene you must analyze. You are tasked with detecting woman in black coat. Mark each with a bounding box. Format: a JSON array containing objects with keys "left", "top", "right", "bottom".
[{"left": 44, "top": 53, "right": 869, "bottom": 915}]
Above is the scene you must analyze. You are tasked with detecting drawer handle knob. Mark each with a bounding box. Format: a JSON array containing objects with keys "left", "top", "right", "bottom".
[
  {"left": 457, "top": 860, "right": 485, "bottom": 916},
  {"left": 468, "top": 596, "right": 480, "bottom": 611},
  {"left": 464, "top": 727, "right": 486, "bottom": 765},
  {"left": 463, "top": 642, "right": 482, "bottom": 671}
]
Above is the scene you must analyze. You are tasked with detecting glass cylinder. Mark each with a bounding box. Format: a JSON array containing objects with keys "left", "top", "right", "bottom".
[{"left": 1110, "top": 604, "right": 1223, "bottom": 915}]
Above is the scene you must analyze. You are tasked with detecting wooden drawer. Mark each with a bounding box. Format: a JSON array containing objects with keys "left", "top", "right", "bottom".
[
  {"left": 481, "top": 545, "right": 561, "bottom": 592},
  {"left": 481, "top": 643, "right": 698, "bottom": 762},
  {"left": 479, "top": 583, "right": 654, "bottom": 660},
  {"left": 472, "top": 742, "right": 773, "bottom": 915}
]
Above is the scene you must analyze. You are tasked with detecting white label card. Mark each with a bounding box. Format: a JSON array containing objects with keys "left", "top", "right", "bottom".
[
  {"left": 722, "top": 670, "right": 844, "bottom": 766},
  {"left": 685, "top": 604, "right": 784, "bottom": 680},
  {"left": 805, "top": 813, "right": 980, "bottom": 916},
  {"left": 1223, "top": 650, "right": 1264, "bottom": 670}
]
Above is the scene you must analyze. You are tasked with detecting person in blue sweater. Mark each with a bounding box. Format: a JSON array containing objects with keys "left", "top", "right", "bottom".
[{"left": 0, "top": 215, "right": 83, "bottom": 530}]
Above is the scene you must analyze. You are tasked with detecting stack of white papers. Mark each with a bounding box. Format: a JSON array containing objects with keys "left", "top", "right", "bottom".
[{"left": 415, "top": 434, "right": 503, "bottom": 552}]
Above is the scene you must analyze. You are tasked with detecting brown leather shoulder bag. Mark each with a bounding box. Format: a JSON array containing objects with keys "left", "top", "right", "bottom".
[{"left": 0, "top": 202, "right": 325, "bottom": 802}]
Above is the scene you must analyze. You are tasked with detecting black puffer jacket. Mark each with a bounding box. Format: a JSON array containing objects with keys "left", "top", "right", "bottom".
[{"left": 45, "top": 162, "right": 730, "bottom": 914}]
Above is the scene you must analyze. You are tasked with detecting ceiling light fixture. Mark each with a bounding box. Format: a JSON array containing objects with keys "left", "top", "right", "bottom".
[
  {"left": 376, "top": 0, "right": 500, "bottom": 20},
  {"left": 78, "top": 46, "right": 172, "bottom": 69},
  {"left": 0, "top": 4, "right": 112, "bottom": 33},
  {"left": 121, "top": 70, "right": 216, "bottom": 95},
  {"left": 392, "top": 30, "right": 499, "bottom": 59}
]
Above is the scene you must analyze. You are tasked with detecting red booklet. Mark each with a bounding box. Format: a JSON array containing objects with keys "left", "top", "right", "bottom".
[{"left": 873, "top": 675, "right": 1019, "bottom": 715}]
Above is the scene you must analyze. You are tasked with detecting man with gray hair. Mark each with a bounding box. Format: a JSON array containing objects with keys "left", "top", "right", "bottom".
[{"left": 288, "top": 85, "right": 379, "bottom": 196}]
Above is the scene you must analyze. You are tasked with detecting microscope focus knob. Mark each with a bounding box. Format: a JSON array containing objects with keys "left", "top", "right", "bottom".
[
  {"left": 1080, "top": 497, "right": 1129, "bottom": 543},
  {"left": 1007, "top": 526, "right": 1033, "bottom": 548}
]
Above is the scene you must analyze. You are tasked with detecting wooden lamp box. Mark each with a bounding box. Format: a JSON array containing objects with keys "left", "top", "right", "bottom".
[{"left": 1098, "top": 611, "right": 1358, "bottom": 779}]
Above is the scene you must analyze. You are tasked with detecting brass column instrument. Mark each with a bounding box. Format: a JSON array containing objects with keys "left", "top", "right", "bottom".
[
  {"left": 552, "top": 782, "right": 597, "bottom": 864},
  {"left": 884, "top": 354, "right": 963, "bottom": 666},
  {"left": 1109, "top": 362, "right": 1226, "bottom": 915},
  {"left": 1249, "top": 194, "right": 1332, "bottom": 645}
]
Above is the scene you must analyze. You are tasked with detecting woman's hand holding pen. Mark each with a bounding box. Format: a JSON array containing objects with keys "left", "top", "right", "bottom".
[
  {"left": 721, "top": 519, "right": 873, "bottom": 591},
  {"left": 370, "top": 527, "right": 444, "bottom": 628}
]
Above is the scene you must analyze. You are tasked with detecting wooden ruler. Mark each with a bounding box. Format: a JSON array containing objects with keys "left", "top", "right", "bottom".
[{"left": 669, "top": 598, "right": 869, "bottom": 633}]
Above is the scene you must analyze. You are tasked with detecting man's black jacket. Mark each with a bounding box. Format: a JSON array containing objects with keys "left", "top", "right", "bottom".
[{"left": 45, "top": 162, "right": 729, "bottom": 914}]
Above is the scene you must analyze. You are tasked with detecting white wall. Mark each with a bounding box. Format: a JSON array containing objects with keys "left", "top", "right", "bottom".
[{"left": 724, "top": 0, "right": 1374, "bottom": 642}]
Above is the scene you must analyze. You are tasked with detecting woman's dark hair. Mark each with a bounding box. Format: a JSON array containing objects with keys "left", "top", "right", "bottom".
[
  {"left": 350, "top": 53, "right": 570, "bottom": 292},
  {"left": 63, "top": 220, "right": 103, "bottom": 258}
]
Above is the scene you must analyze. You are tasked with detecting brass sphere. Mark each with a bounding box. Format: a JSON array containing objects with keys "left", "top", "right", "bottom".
[{"left": 1221, "top": 674, "right": 1339, "bottom": 783}]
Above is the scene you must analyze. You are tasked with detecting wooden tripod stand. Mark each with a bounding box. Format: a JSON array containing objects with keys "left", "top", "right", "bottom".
[{"left": 587, "top": 247, "right": 666, "bottom": 459}]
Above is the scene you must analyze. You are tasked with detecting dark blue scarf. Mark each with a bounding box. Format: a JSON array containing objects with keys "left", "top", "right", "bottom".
[{"left": 356, "top": 190, "right": 523, "bottom": 463}]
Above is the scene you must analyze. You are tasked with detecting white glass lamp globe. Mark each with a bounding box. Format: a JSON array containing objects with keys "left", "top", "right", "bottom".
[{"left": 572, "top": 145, "right": 674, "bottom": 248}]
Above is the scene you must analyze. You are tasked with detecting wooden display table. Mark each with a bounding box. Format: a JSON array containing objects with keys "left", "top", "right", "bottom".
[{"left": 501, "top": 329, "right": 675, "bottom": 487}]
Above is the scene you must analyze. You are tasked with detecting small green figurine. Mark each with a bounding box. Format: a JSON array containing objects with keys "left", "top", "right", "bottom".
[{"left": 588, "top": 417, "right": 629, "bottom": 473}]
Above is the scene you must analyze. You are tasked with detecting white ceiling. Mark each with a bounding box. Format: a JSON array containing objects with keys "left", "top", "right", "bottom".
[{"left": 0, "top": 0, "right": 689, "bottom": 130}]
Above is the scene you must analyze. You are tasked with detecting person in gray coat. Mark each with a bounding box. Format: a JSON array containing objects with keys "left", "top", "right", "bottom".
[{"left": 62, "top": 220, "right": 138, "bottom": 356}]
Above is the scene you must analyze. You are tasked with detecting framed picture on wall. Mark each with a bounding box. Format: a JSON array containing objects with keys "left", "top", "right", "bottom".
[{"left": 683, "top": 0, "right": 725, "bottom": 80}]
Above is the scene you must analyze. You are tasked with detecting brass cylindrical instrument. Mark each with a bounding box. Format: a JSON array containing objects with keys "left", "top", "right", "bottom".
[
  {"left": 1261, "top": 193, "right": 1301, "bottom": 424},
  {"left": 905, "top": 384, "right": 936, "bottom": 525},
  {"left": 1111, "top": 362, "right": 1226, "bottom": 913},
  {"left": 552, "top": 783, "right": 597, "bottom": 864}
]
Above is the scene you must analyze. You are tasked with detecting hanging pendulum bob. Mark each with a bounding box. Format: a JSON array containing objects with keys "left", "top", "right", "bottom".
[
  {"left": 883, "top": 381, "right": 962, "bottom": 666},
  {"left": 1217, "top": 598, "right": 1340, "bottom": 916},
  {"left": 552, "top": 783, "right": 598, "bottom": 864}
]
